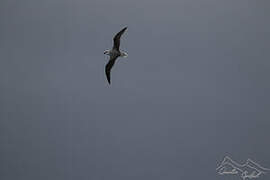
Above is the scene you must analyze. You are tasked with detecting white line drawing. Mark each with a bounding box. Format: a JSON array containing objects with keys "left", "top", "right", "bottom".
[{"left": 216, "top": 156, "right": 270, "bottom": 180}]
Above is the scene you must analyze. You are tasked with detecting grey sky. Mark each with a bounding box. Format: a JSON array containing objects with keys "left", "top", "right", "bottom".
[{"left": 0, "top": 0, "right": 270, "bottom": 180}]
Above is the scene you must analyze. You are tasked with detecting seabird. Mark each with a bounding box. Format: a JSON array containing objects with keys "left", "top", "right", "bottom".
[{"left": 104, "top": 27, "right": 128, "bottom": 84}]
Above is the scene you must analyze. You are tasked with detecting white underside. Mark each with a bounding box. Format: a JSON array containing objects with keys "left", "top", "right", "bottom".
[{"left": 105, "top": 49, "right": 128, "bottom": 58}]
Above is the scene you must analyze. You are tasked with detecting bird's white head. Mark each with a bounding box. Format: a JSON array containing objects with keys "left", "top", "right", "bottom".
[
  {"left": 104, "top": 50, "right": 110, "bottom": 55},
  {"left": 120, "top": 52, "right": 128, "bottom": 57}
]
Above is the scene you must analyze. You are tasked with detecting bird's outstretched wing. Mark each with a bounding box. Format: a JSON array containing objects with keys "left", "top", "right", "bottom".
[
  {"left": 105, "top": 56, "right": 118, "bottom": 84},
  {"left": 113, "top": 27, "right": 127, "bottom": 51}
]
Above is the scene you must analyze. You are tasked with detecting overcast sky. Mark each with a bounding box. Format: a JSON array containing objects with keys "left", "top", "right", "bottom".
[{"left": 0, "top": 0, "right": 270, "bottom": 180}]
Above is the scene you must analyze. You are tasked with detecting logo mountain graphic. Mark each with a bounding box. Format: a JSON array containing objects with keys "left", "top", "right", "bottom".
[{"left": 216, "top": 156, "right": 270, "bottom": 180}]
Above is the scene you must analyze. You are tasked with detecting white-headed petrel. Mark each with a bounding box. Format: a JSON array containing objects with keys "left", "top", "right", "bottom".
[{"left": 104, "top": 27, "right": 128, "bottom": 84}]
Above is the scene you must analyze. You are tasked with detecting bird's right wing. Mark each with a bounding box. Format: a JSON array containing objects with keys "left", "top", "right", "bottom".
[{"left": 105, "top": 57, "right": 117, "bottom": 84}]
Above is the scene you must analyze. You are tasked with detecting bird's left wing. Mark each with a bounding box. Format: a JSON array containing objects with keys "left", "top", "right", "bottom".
[{"left": 113, "top": 27, "right": 127, "bottom": 51}]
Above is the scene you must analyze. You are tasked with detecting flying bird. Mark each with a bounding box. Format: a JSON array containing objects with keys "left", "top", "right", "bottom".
[{"left": 104, "top": 27, "right": 128, "bottom": 84}]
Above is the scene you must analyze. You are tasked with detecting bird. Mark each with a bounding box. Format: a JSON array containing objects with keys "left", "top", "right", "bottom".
[{"left": 104, "top": 27, "right": 128, "bottom": 84}]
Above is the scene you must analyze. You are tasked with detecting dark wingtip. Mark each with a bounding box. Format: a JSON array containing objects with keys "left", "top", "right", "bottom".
[
  {"left": 121, "top": 26, "right": 128, "bottom": 32},
  {"left": 106, "top": 73, "right": 111, "bottom": 84}
]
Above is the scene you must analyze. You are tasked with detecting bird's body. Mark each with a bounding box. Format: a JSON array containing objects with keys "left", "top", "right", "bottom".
[
  {"left": 104, "top": 27, "right": 128, "bottom": 84},
  {"left": 104, "top": 49, "right": 127, "bottom": 58}
]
